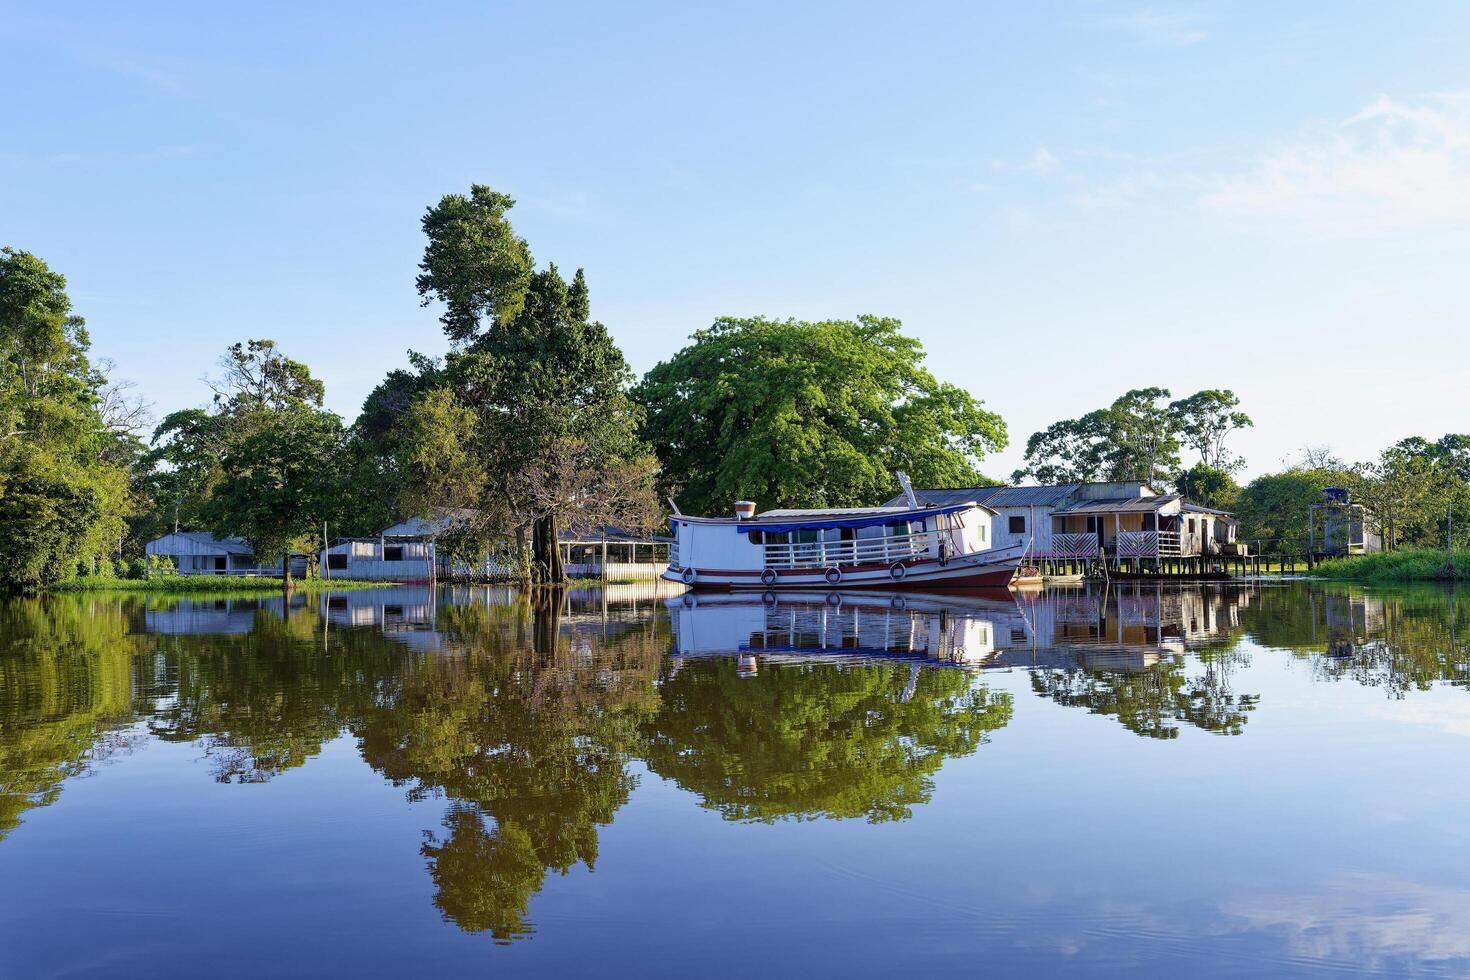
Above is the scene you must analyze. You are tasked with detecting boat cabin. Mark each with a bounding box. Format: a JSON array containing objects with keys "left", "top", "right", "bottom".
[{"left": 670, "top": 502, "right": 994, "bottom": 574}]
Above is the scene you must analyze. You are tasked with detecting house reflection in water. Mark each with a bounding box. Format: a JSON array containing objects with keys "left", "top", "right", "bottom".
[
  {"left": 1002, "top": 584, "right": 1254, "bottom": 669},
  {"left": 319, "top": 587, "right": 443, "bottom": 650},
  {"left": 143, "top": 593, "right": 309, "bottom": 635}
]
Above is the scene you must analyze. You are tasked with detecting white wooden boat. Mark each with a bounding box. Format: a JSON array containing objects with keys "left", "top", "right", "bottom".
[{"left": 663, "top": 482, "right": 1023, "bottom": 591}]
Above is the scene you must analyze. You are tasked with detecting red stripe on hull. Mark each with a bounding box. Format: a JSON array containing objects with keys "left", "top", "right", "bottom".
[{"left": 665, "top": 561, "right": 1018, "bottom": 591}]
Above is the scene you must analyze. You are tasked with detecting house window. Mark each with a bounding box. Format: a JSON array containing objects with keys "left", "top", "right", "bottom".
[
  {"left": 978, "top": 524, "right": 987, "bottom": 544},
  {"left": 1008, "top": 515, "right": 1026, "bottom": 534},
  {"left": 384, "top": 545, "right": 405, "bottom": 562},
  {"left": 328, "top": 553, "right": 348, "bottom": 570}
]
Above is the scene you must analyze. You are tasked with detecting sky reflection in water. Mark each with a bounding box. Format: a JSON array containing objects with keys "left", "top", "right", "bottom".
[{"left": 0, "top": 582, "right": 1468, "bottom": 978}]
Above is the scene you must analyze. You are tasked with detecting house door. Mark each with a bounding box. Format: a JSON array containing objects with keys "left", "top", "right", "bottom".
[{"left": 214, "top": 556, "right": 227, "bottom": 574}]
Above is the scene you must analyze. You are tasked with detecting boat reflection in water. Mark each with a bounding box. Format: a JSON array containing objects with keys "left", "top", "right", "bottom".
[{"left": 667, "top": 583, "right": 1258, "bottom": 673}]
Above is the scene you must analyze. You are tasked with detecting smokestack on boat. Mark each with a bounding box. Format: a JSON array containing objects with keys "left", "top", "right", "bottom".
[{"left": 734, "top": 501, "right": 757, "bottom": 520}]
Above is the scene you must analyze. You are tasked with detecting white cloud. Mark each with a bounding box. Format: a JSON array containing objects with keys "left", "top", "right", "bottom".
[
  {"left": 1226, "top": 874, "right": 1470, "bottom": 967},
  {"left": 1199, "top": 92, "right": 1470, "bottom": 234}
]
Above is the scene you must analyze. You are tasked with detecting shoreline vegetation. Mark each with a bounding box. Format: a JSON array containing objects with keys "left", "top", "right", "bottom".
[
  {"left": 47, "top": 574, "right": 651, "bottom": 595},
  {"left": 8, "top": 196, "right": 1470, "bottom": 598},
  {"left": 1314, "top": 549, "right": 1470, "bottom": 583},
  {"left": 49, "top": 576, "right": 395, "bottom": 595}
]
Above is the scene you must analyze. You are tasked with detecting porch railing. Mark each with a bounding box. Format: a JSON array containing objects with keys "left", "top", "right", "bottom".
[
  {"left": 1117, "top": 530, "right": 1159, "bottom": 558},
  {"left": 761, "top": 529, "right": 941, "bottom": 569},
  {"left": 1051, "top": 533, "right": 1099, "bottom": 558}
]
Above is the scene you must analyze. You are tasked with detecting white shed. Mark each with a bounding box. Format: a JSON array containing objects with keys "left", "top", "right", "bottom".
[{"left": 145, "top": 532, "right": 260, "bottom": 576}]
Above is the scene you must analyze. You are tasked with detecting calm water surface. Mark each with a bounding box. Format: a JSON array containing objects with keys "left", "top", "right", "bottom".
[{"left": 2, "top": 581, "right": 1468, "bottom": 978}]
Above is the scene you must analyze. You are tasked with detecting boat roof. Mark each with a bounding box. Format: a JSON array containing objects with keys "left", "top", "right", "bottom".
[
  {"left": 756, "top": 505, "right": 914, "bottom": 519},
  {"left": 674, "top": 500, "right": 996, "bottom": 530}
]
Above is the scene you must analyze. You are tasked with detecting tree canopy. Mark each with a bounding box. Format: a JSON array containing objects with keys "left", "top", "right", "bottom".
[
  {"left": 403, "top": 185, "right": 659, "bottom": 581},
  {"left": 634, "top": 315, "right": 1006, "bottom": 515},
  {"left": 1016, "top": 387, "right": 1252, "bottom": 488},
  {"left": 0, "top": 248, "right": 138, "bottom": 591}
]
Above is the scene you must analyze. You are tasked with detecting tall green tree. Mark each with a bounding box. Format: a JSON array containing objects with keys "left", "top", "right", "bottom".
[
  {"left": 0, "top": 248, "right": 136, "bottom": 591},
  {"left": 1168, "top": 389, "right": 1252, "bottom": 473},
  {"left": 138, "top": 338, "right": 357, "bottom": 564},
  {"left": 634, "top": 315, "right": 1006, "bottom": 515},
  {"left": 412, "top": 185, "right": 659, "bottom": 583}
]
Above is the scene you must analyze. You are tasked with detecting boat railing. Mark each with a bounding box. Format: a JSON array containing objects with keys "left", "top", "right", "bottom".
[{"left": 761, "top": 529, "right": 942, "bottom": 569}]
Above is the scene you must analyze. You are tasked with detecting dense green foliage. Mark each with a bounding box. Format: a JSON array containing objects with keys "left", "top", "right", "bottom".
[
  {"left": 136, "top": 338, "right": 390, "bottom": 566},
  {"left": 634, "top": 315, "right": 1006, "bottom": 515},
  {"left": 1232, "top": 467, "right": 1348, "bottom": 552},
  {"left": 0, "top": 249, "right": 137, "bottom": 592},
  {"left": 1175, "top": 463, "right": 1240, "bottom": 510},
  {"left": 1233, "top": 435, "right": 1470, "bottom": 555}
]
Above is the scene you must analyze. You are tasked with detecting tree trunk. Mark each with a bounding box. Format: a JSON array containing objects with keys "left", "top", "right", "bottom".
[
  {"left": 281, "top": 551, "right": 294, "bottom": 591},
  {"left": 531, "top": 513, "right": 566, "bottom": 585},
  {"left": 531, "top": 586, "right": 562, "bottom": 660}
]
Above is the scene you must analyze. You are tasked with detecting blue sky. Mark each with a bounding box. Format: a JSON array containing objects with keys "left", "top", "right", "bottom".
[{"left": 5, "top": 2, "right": 1469, "bottom": 481}]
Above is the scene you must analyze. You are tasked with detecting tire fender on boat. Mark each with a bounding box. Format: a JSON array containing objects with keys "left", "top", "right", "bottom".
[
  {"left": 889, "top": 562, "right": 907, "bottom": 581},
  {"left": 681, "top": 566, "right": 696, "bottom": 585},
  {"left": 824, "top": 566, "right": 842, "bottom": 585},
  {"left": 760, "top": 567, "right": 779, "bottom": 586}
]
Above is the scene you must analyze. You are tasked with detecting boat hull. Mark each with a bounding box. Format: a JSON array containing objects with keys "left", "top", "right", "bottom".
[{"left": 663, "top": 549, "right": 1022, "bottom": 591}]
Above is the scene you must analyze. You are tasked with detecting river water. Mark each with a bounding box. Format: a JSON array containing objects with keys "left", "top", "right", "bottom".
[{"left": 1, "top": 581, "right": 1467, "bottom": 978}]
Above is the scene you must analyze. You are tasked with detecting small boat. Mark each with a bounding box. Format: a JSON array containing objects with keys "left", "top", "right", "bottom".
[{"left": 663, "top": 475, "right": 1023, "bottom": 591}]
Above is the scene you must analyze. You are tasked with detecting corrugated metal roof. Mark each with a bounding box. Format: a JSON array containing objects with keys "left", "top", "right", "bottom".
[
  {"left": 1182, "top": 502, "right": 1237, "bottom": 518},
  {"left": 169, "top": 531, "right": 255, "bottom": 555},
  {"left": 881, "top": 484, "right": 1081, "bottom": 509},
  {"left": 1054, "top": 494, "right": 1182, "bottom": 515}
]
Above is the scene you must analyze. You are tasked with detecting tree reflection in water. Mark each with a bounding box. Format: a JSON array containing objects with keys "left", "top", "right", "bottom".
[
  {"left": 0, "top": 597, "right": 142, "bottom": 840},
  {"left": 1029, "top": 655, "right": 1257, "bottom": 738},
  {"left": 644, "top": 657, "right": 1012, "bottom": 822},
  {"left": 2, "top": 583, "right": 1468, "bottom": 944},
  {"left": 357, "top": 592, "right": 665, "bottom": 942}
]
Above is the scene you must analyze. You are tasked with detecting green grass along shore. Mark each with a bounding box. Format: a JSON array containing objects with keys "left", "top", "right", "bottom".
[
  {"left": 49, "top": 576, "right": 395, "bottom": 595},
  {"left": 1314, "top": 549, "right": 1470, "bottom": 583}
]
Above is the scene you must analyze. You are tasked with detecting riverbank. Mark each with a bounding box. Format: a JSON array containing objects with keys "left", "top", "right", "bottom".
[
  {"left": 1314, "top": 549, "right": 1470, "bottom": 582},
  {"left": 49, "top": 576, "right": 396, "bottom": 594}
]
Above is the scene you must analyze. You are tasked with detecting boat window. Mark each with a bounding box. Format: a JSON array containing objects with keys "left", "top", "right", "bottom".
[
  {"left": 765, "top": 531, "right": 789, "bottom": 545},
  {"left": 886, "top": 521, "right": 911, "bottom": 537},
  {"left": 978, "top": 524, "right": 987, "bottom": 543},
  {"left": 795, "top": 529, "right": 820, "bottom": 544},
  {"left": 747, "top": 529, "right": 764, "bottom": 544}
]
